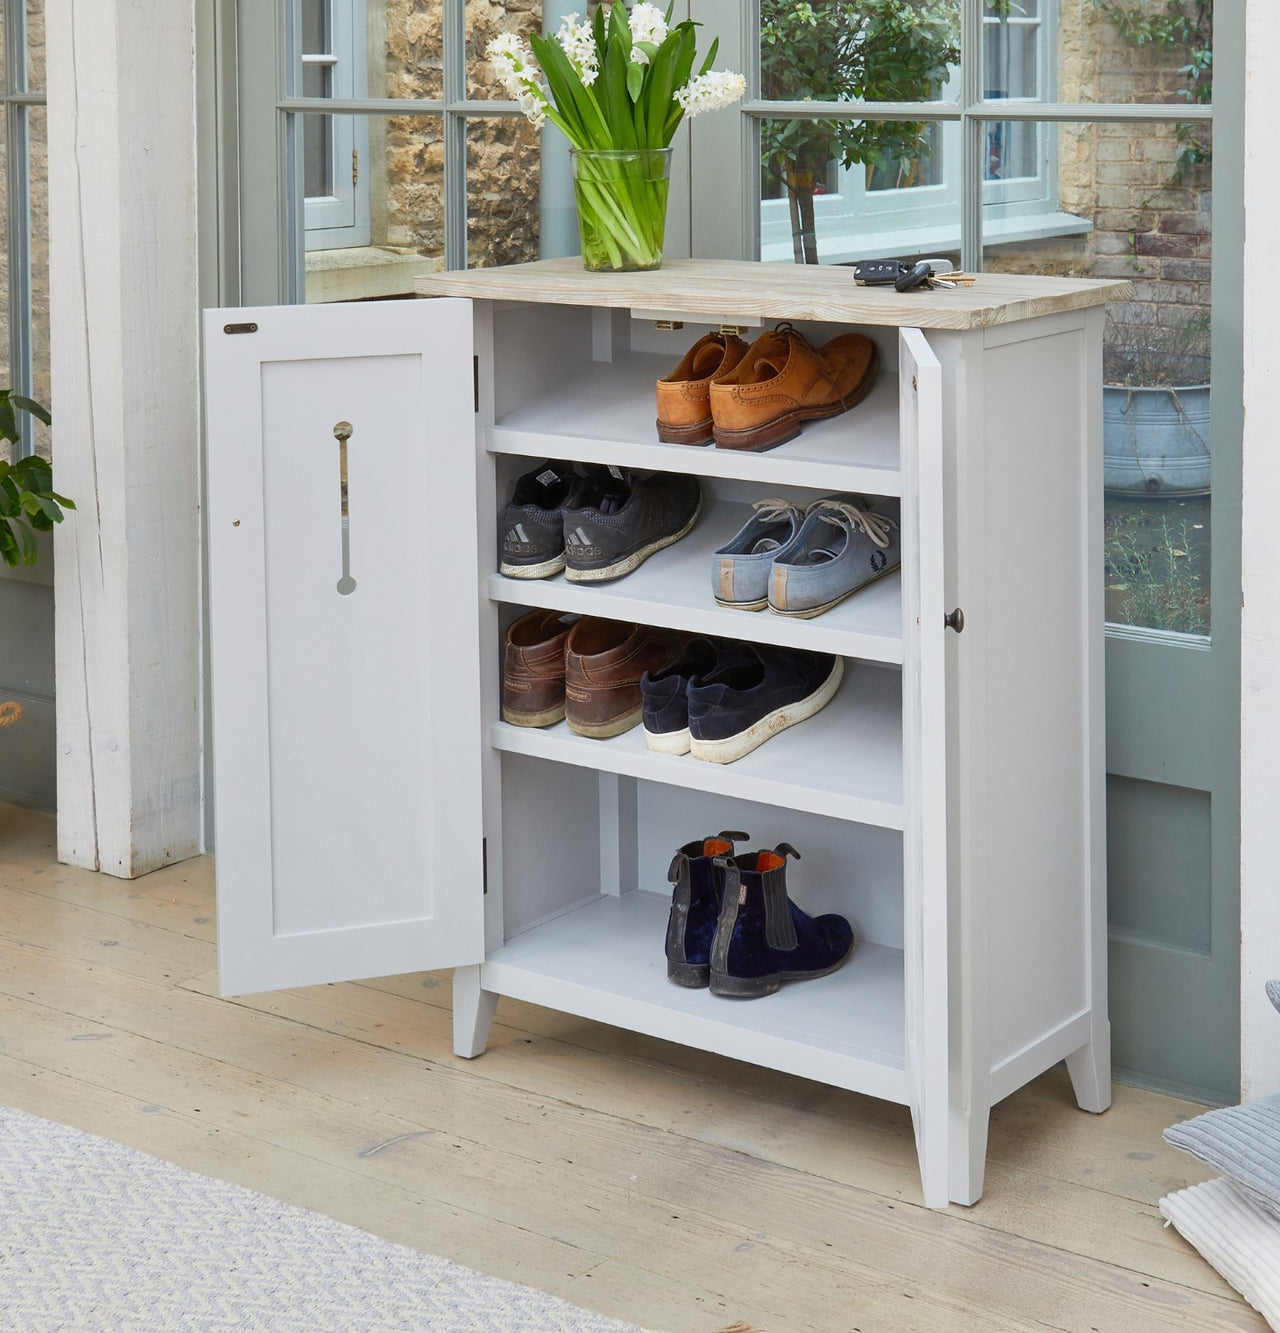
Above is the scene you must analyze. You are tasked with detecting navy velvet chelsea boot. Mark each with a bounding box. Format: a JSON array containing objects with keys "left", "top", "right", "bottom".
[
  {"left": 710, "top": 845, "right": 854, "bottom": 998},
  {"left": 665, "top": 831, "right": 749, "bottom": 987}
]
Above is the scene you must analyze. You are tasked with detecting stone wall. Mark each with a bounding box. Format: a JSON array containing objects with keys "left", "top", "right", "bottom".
[{"left": 377, "top": 0, "right": 542, "bottom": 269}]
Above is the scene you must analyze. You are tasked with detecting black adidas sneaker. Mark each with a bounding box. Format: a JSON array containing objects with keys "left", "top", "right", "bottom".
[
  {"left": 562, "top": 467, "right": 702, "bottom": 583},
  {"left": 499, "top": 461, "right": 575, "bottom": 579}
]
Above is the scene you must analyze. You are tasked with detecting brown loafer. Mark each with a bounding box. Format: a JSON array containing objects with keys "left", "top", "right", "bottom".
[
  {"left": 655, "top": 332, "right": 749, "bottom": 446},
  {"left": 709, "top": 324, "right": 879, "bottom": 453},
  {"left": 565, "top": 618, "right": 683, "bottom": 739},
  {"left": 502, "top": 609, "right": 574, "bottom": 728}
]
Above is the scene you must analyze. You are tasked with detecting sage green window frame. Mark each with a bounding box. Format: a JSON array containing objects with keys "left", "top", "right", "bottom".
[{"left": 4, "top": 0, "right": 44, "bottom": 459}]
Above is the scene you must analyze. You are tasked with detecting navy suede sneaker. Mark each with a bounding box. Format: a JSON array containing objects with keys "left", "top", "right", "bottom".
[
  {"left": 640, "top": 637, "right": 719, "bottom": 754},
  {"left": 710, "top": 845, "right": 854, "bottom": 998},
  {"left": 687, "top": 644, "right": 844, "bottom": 764},
  {"left": 665, "top": 830, "right": 749, "bottom": 988}
]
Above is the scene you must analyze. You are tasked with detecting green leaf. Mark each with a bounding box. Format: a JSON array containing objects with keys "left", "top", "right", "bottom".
[
  {"left": 27, "top": 508, "right": 53, "bottom": 533},
  {"left": 532, "top": 30, "right": 613, "bottom": 148},
  {"left": 18, "top": 517, "right": 38, "bottom": 560},
  {"left": 0, "top": 520, "right": 19, "bottom": 569},
  {"left": 603, "top": 39, "right": 638, "bottom": 148},
  {"left": 10, "top": 395, "right": 50, "bottom": 425},
  {"left": 0, "top": 398, "right": 17, "bottom": 445},
  {"left": 698, "top": 35, "right": 719, "bottom": 76},
  {"left": 627, "top": 59, "right": 644, "bottom": 103}
]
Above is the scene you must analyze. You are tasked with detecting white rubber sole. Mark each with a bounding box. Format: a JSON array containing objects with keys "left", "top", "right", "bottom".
[
  {"left": 768, "top": 561, "right": 900, "bottom": 619},
  {"left": 502, "top": 702, "right": 566, "bottom": 728},
  {"left": 689, "top": 658, "right": 844, "bottom": 764},
  {"left": 563, "top": 502, "right": 701, "bottom": 583},
  {"left": 713, "top": 596, "right": 767, "bottom": 612},
  {"left": 644, "top": 726, "right": 691, "bottom": 756},
  {"left": 500, "top": 553, "right": 566, "bottom": 579}
]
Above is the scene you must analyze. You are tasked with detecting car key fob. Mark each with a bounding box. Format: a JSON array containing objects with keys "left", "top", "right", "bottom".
[
  {"left": 853, "top": 259, "right": 908, "bottom": 286},
  {"left": 894, "top": 260, "right": 934, "bottom": 292}
]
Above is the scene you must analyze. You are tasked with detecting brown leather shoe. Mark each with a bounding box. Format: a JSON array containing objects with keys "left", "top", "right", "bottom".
[
  {"left": 503, "top": 609, "right": 574, "bottom": 727},
  {"left": 565, "top": 618, "right": 683, "bottom": 739},
  {"left": 709, "top": 324, "right": 879, "bottom": 452},
  {"left": 655, "top": 332, "right": 749, "bottom": 446}
]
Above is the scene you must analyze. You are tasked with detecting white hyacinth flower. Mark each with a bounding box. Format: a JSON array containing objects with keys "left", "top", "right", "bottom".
[
  {"left": 556, "top": 13, "right": 599, "bottom": 86},
  {"left": 485, "top": 33, "right": 550, "bottom": 128},
  {"left": 628, "top": 3, "right": 668, "bottom": 63},
  {"left": 674, "top": 69, "right": 747, "bottom": 117}
]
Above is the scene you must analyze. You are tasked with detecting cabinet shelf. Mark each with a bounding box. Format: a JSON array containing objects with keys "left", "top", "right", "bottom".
[
  {"left": 483, "top": 889, "right": 909, "bottom": 1103},
  {"left": 489, "top": 351, "right": 902, "bottom": 496},
  {"left": 489, "top": 499, "right": 904, "bottom": 664},
  {"left": 492, "top": 662, "right": 903, "bottom": 828}
]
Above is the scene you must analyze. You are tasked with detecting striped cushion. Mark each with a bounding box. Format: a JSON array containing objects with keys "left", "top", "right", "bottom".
[
  {"left": 1164, "top": 1095, "right": 1280, "bottom": 1222},
  {"left": 1160, "top": 1177, "right": 1280, "bottom": 1330}
]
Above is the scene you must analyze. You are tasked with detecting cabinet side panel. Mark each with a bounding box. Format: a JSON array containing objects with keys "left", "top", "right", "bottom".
[{"left": 977, "top": 321, "right": 1095, "bottom": 1070}]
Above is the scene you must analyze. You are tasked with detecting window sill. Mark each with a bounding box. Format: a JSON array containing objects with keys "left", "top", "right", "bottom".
[
  {"left": 759, "top": 211, "right": 1093, "bottom": 265},
  {"left": 304, "top": 246, "right": 442, "bottom": 302}
]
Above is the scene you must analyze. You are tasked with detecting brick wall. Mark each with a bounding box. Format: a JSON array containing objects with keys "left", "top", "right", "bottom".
[{"left": 986, "top": 0, "right": 1212, "bottom": 371}]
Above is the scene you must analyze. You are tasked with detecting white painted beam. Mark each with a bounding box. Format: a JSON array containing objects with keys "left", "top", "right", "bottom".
[
  {"left": 48, "top": 0, "right": 201, "bottom": 876},
  {"left": 1241, "top": 3, "right": 1280, "bottom": 1099}
]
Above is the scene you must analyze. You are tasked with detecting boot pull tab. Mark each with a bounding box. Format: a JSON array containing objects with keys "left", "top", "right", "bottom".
[
  {"left": 713, "top": 855, "right": 745, "bottom": 904},
  {"left": 667, "top": 851, "right": 687, "bottom": 884},
  {"left": 718, "top": 829, "right": 750, "bottom": 845},
  {"left": 774, "top": 842, "right": 802, "bottom": 862}
]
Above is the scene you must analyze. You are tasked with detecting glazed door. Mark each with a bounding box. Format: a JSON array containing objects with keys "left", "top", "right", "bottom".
[{"left": 204, "top": 298, "right": 485, "bottom": 995}]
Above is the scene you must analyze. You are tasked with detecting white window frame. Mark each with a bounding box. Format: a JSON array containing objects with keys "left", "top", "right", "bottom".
[
  {"left": 759, "top": 0, "right": 1088, "bottom": 263},
  {"left": 303, "top": 0, "right": 371, "bottom": 250}
]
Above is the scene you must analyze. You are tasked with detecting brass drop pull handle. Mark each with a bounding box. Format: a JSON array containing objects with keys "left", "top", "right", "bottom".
[{"left": 945, "top": 608, "right": 965, "bottom": 633}]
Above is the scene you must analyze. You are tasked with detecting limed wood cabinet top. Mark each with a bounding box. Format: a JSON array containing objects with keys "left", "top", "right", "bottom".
[{"left": 416, "top": 256, "right": 1130, "bottom": 331}]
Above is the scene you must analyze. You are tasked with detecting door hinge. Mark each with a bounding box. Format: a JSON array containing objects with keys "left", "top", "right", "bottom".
[
  {"left": 353, "top": 149, "right": 359, "bottom": 187},
  {"left": 482, "top": 836, "right": 488, "bottom": 895},
  {"left": 944, "top": 608, "right": 965, "bottom": 633}
]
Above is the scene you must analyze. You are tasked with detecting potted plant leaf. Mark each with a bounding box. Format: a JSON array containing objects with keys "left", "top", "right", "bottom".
[{"left": 0, "top": 391, "right": 71, "bottom": 569}]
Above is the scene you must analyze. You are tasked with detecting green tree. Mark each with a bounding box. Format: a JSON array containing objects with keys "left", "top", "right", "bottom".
[{"left": 760, "top": 0, "right": 960, "bottom": 263}]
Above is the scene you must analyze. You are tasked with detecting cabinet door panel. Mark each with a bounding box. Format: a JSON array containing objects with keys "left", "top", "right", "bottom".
[
  {"left": 204, "top": 299, "right": 484, "bottom": 995},
  {"left": 899, "top": 327, "right": 950, "bottom": 1207}
]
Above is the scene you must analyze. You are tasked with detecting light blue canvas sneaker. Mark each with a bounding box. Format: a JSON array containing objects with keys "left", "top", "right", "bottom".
[
  {"left": 710, "top": 498, "right": 807, "bottom": 611},
  {"left": 768, "top": 495, "right": 901, "bottom": 619}
]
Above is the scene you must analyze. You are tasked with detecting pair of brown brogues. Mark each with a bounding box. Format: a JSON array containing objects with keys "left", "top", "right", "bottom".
[
  {"left": 503, "top": 610, "right": 681, "bottom": 739},
  {"left": 655, "top": 323, "right": 879, "bottom": 453}
]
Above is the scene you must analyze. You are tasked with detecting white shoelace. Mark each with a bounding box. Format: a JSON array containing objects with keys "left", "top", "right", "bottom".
[{"left": 810, "top": 498, "right": 897, "bottom": 549}]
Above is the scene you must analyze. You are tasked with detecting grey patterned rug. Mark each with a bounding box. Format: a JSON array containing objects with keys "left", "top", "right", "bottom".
[{"left": 0, "top": 1106, "right": 660, "bottom": 1332}]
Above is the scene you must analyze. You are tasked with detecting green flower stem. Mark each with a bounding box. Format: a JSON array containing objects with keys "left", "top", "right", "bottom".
[{"left": 572, "top": 148, "right": 671, "bottom": 271}]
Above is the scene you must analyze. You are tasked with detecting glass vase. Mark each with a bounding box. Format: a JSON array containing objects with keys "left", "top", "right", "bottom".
[{"left": 570, "top": 147, "right": 672, "bottom": 272}]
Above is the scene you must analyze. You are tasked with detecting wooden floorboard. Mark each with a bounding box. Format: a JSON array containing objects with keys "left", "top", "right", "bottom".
[{"left": 0, "top": 801, "right": 1264, "bottom": 1333}]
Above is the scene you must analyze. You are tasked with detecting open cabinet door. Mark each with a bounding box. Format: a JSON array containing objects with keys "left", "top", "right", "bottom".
[
  {"left": 204, "top": 299, "right": 484, "bottom": 995},
  {"left": 899, "top": 327, "right": 951, "bottom": 1209}
]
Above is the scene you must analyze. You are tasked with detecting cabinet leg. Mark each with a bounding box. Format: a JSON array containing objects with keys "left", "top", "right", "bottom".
[
  {"left": 948, "top": 1101, "right": 990, "bottom": 1207},
  {"left": 1066, "top": 1018, "right": 1112, "bottom": 1114},
  {"left": 452, "top": 964, "right": 497, "bottom": 1059}
]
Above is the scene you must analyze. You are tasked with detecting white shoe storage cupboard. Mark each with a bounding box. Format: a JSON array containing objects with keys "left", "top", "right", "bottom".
[{"left": 204, "top": 258, "right": 1127, "bottom": 1208}]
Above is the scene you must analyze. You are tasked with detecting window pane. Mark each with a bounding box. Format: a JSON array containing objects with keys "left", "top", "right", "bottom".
[
  {"left": 303, "top": 114, "right": 334, "bottom": 198},
  {"left": 759, "top": 117, "right": 960, "bottom": 265},
  {"left": 25, "top": 0, "right": 44, "bottom": 92},
  {"left": 1029, "top": 0, "right": 1213, "bottom": 110},
  {"left": 301, "top": 0, "right": 328, "bottom": 56},
  {"left": 983, "top": 120, "right": 1214, "bottom": 636},
  {"left": 760, "top": 0, "right": 960, "bottom": 105},
  {"left": 983, "top": 13, "right": 1040, "bottom": 100},
  {"left": 28, "top": 105, "right": 49, "bottom": 458},
  {"left": 304, "top": 114, "right": 445, "bottom": 302},
  {"left": 371, "top": 0, "right": 444, "bottom": 101},
  {"left": 467, "top": 117, "right": 541, "bottom": 268},
  {"left": 0, "top": 111, "right": 8, "bottom": 467},
  {"left": 467, "top": 0, "right": 539, "bottom": 100}
]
